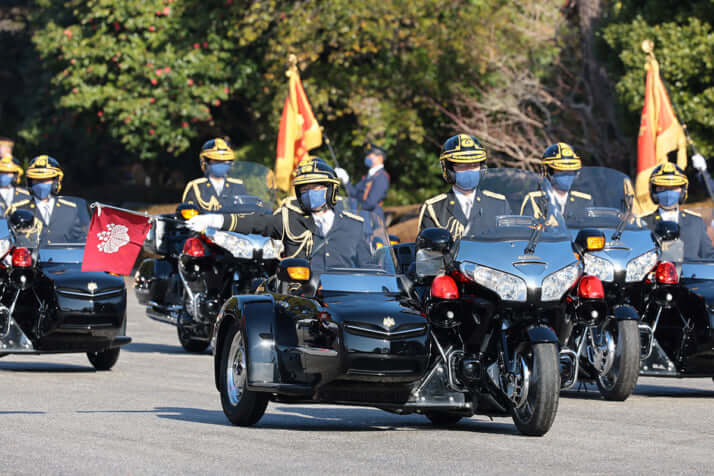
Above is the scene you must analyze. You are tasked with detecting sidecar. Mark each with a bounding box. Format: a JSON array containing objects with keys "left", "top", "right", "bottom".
[{"left": 0, "top": 211, "right": 130, "bottom": 370}]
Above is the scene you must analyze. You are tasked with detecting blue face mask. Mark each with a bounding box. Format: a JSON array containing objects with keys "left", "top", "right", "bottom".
[
  {"left": 0, "top": 174, "right": 14, "bottom": 187},
  {"left": 206, "top": 161, "right": 231, "bottom": 178},
  {"left": 551, "top": 172, "right": 577, "bottom": 191},
  {"left": 454, "top": 169, "right": 481, "bottom": 191},
  {"left": 656, "top": 189, "right": 681, "bottom": 208},
  {"left": 364, "top": 156, "right": 374, "bottom": 168},
  {"left": 300, "top": 188, "right": 327, "bottom": 211},
  {"left": 32, "top": 182, "right": 53, "bottom": 199}
]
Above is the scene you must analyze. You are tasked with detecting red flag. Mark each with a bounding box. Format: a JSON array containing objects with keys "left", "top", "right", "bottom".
[{"left": 82, "top": 206, "right": 152, "bottom": 275}]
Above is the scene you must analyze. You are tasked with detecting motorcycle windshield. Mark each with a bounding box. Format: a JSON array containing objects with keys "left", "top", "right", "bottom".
[
  {"left": 564, "top": 166, "right": 646, "bottom": 231},
  {"left": 225, "top": 161, "right": 277, "bottom": 213},
  {"left": 461, "top": 168, "right": 569, "bottom": 243},
  {"left": 677, "top": 203, "right": 714, "bottom": 266}
]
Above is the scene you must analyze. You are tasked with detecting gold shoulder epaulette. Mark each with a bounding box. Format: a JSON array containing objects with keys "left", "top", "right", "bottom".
[
  {"left": 342, "top": 210, "right": 365, "bottom": 222},
  {"left": 16, "top": 188, "right": 29, "bottom": 196},
  {"left": 683, "top": 209, "right": 702, "bottom": 217},
  {"left": 226, "top": 177, "right": 243, "bottom": 184},
  {"left": 58, "top": 198, "right": 77, "bottom": 208},
  {"left": 482, "top": 190, "right": 506, "bottom": 200},
  {"left": 187, "top": 177, "right": 208, "bottom": 186},
  {"left": 425, "top": 193, "right": 447, "bottom": 205},
  {"left": 571, "top": 191, "right": 592, "bottom": 200},
  {"left": 12, "top": 199, "right": 30, "bottom": 208},
  {"left": 282, "top": 197, "right": 304, "bottom": 215}
]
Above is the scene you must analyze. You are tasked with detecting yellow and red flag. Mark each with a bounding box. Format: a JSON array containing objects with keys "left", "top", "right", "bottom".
[
  {"left": 635, "top": 51, "right": 688, "bottom": 215},
  {"left": 275, "top": 59, "right": 322, "bottom": 191}
]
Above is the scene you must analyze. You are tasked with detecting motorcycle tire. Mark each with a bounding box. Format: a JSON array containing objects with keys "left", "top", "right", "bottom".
[
  {"left": 219, "top": 319, "right": 269, "bottom": 426},
  {"left": 597, "top": 320, "right": 640, "bottom": 401},
  {"left": 177, "top": 326, "right": 210, "bottom": 353},
  {"left": 511, "top": 342, "right": 560, "bottom": 437},
  {"left": 87, "top": 348, "right": 120, "bottom": 371},
  {"left": 425, "top": 412, "right": 462, "bottom": 426}
]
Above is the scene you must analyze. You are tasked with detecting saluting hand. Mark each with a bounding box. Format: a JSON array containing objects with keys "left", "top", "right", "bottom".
[{"left": 186, "top": 214, "right": 224, "bottom": 232}]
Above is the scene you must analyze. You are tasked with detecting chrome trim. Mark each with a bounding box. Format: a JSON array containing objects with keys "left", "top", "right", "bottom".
[
  {"left": 55, "top": 288, "right": 124, "bottom": 299},
  {"left": 344, "top": 323, "right": 427, "bottom": 338}
]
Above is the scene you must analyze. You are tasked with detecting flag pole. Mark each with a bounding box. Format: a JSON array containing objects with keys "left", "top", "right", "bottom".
[
  {"left": 89, "top": 202, "right": 185, "bottom": 224},
  {"left": 321, "top": 127, "right": 341, "bottom": 170},
  {"left": 642, "top": 40, "right": 714, "bottom": 200}
]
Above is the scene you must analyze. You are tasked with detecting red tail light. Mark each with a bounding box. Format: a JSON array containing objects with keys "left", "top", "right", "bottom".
[
  {"left": 656, "top": 261, "right": 678, "bottom": 284},
  {"left": 577, "top": 275, "right": 604, "bottom": 299},
  {"left": 182, "top": 237, "right": 205, "bottom": 257},
  {"left": 11, "top": 247, "right": 32, "bottom": 268},
  {"left": 431, "top": 274, "right": 459, "bottom": 299}
]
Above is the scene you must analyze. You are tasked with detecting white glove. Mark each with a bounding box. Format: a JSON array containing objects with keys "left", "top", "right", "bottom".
[
  {"left": 334, "top": 167, "right": 350, "bottom": 184},
  {"left": 692, "top": 153, "right": 708, "bottom": 172},
  {"left": 186, "top": 214, "right": 224, "bottom": 232}
]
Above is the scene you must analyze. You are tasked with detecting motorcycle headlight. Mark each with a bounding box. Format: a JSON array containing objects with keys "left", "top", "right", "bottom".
[
  {"left": 541, "top": 262, "right": 581, "bottom": 301},
  {"left": 461, "top": 262, "right": 527, "bottom": 302},
  {"left": 625, "top": 250, "right": 658, "bottom": 282},
  {"left": 583, "top": 254, "right": 614, "bottom": 282},
  {"left": 210, "top": 231, "right": 254, "bottom": 259},
  {"left": 262, "top": 239, "right": 283, "bottom": 260}
]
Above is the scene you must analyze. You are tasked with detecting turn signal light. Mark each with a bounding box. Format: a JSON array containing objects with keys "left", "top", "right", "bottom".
[
  {"left": 11, "top": 247, "right": 32, "bottom": 268},
  {"left": 431, "top": 274, "right": 459, "bottom": 299},
  {"left": 182, "top": 237, "right": 205, "bottom": 257},
  {"left": 586, "top": 236, "right": 606, "bottom": 251},
  {"left": 656, "top": 261, "right": 678, "bottom": 284},
  {"left": 577, "top": 275, "right": 604, "bottom": 299},
  {"left": 287, "top": 266, "right": 310, "bottom": 281},
  {"left": 180, "top": 208, "right": 200, "bottom": 220}
]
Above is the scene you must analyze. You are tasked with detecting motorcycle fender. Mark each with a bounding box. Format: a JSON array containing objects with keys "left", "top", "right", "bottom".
[
  {"left": 612, "top": 304, "right": 639, "bottom": 321},
  {"left": 213, "top": 295, "right": 279, "bottom": 390},
  {"left": 526, "top": 325, "right": 559, "bottom": 344}
]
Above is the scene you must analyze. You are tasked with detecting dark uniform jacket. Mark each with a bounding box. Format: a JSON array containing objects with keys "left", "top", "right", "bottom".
[
  {"left": 221, "top": 198, "right": 372, "bottom": 274},
  {"left": 345, "top": 168, "right": 390, "bottom": 222},
  {"left": 9, "top": 196, "right": 90, "bottom": 246},
  {"left": 417, "top": 188, "right": 510, "bottom": 239},
  {"left": 182, "top": 177, "right": 248, "bottom": 213},
  {"left": 642, "top": 209, "right": 714, "bottom": 260},
  {"left": 520, "top": 190, "right": 593, "bottom": 222},
  {"left": 0, "top": 186, "right": 30, "bottom": 216}
]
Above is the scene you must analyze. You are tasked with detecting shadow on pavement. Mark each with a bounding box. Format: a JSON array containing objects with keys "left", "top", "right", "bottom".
[
  {"left": 123, "top": 342, "right": 209, "bottom": 355},
  {"left": 0, "top": 361, "right": 94, "bottom": 373},
  {"left": 634, "top": 383, "right": 714, "bottom": 398},
  {"left": 0, "top": 411, "right": 46, "bottom": 415}
]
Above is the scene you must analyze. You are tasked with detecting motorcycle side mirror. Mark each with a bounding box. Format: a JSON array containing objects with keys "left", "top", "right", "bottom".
[
  {"left": 176, "top": 203, "right": 200, "bottom": 221},
  {"left": 278, "top": 258, "right": 311, "bottom": 282},
  {"left": 9, "top": 210, "right": 35, "bottom": 231},
  {"left": 654, "top": 220, "right": 680, "bottom": 242},
  {"left": 573, "top": 229, "right": 606, "bottom": 254},
  {"left": 415, "top": 228, "right": 453, "bottom": 277}
]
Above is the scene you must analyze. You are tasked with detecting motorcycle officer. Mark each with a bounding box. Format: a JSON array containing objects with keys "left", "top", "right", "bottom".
[
  {"left": 186, "top": 157, "right": 372, "bottom": 274},
  {"left": 521, "top": 142, "right": 592, "bottom": 219},
  {"left": 417, "top": 134, "right": 509, "bottom": 239},
  {"left": 0, "top": 155, "right": 30, "bottom": 215},
  {"left": 641, "top": 162, "right": 714, "bottom": 260},
  {"left": 8, "top": 155, "right": 89, "bottom": 245},
  {"left": 334, "top": 143, "right": 390, "bottom": 223},
  {"left": 182, "top": 138, "right": 247, "bottom": 213}
]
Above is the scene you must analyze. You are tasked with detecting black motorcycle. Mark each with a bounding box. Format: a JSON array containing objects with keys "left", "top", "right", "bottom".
[
  {"left": 0, "top": 207, "right": 130, "bottom": 370},
  {"left": 134, "top": 162, "right": 280, "bottom": 352},
  {"left": 558, "top": 167, "right": 653, "bottom": 400}
]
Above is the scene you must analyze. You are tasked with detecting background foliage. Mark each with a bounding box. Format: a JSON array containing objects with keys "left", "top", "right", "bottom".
[{"left": 0, "top": 0, "right": 711, "bottom": 204}]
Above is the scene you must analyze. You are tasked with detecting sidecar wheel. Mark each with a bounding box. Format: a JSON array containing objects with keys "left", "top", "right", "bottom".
[
  {"left": 597, "top": 320, "right": 640, "bottom": 401},
  {"left": 511, "top": 343, "right": 560, "bottom": 437},
  {"left": 177, "top": 326, "right": 210, "bottom": 353},
  {"left": 219, "top": 320, "right": 268, "bottom": 426},
  {"left": 87, "top": 348, "right": 120, "bottom": 371},
  {"left": 425, "top": 412, "right": 462, "bottom": 427}
]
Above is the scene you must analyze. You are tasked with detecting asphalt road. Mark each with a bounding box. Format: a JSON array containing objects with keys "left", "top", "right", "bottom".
[{"left": 1, "top": 290, "right": 713, "bottom": 475}]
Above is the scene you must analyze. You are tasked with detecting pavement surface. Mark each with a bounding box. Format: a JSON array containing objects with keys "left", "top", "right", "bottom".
[{"left": 1, "top": 290, "right": 713, "bottom": 475}]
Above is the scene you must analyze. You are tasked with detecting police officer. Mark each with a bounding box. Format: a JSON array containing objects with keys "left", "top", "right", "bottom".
[
  {"left": 9, "top": 155, "right": 89, "bottom": 245},
  {"left": 0, "top": 155, "right": 30, "bottom": 215},
  {"left": 186, "top": 158, "right": 372, "bottom": 274},
  {"left": 521, "top": 142, "right": 592, "bottom": 219},
  {"left": 182, "top": 138, "right": 248, "bottom": 213},
  {"left": 417, "top": 134, "right": 509, "bottom": 239},
  {"left": 334, "top": 143, "right": 390, "bottom": 222},
  {"left": 641, "top": 162, "right": 714, "bottom": 260}
]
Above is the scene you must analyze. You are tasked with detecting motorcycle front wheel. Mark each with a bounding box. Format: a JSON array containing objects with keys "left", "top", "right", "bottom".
[
  {"left": 177, "top": 325, "right": 210, "bottom": 353},
  {"left": 87, "top": 348, "right": 120, "bottom": 371},
  {"left": 511, "top": 343, "right": 560, "bottom": 437},
  {"left": 596, "top": 319, "right": 640, "bottom": 401}
]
